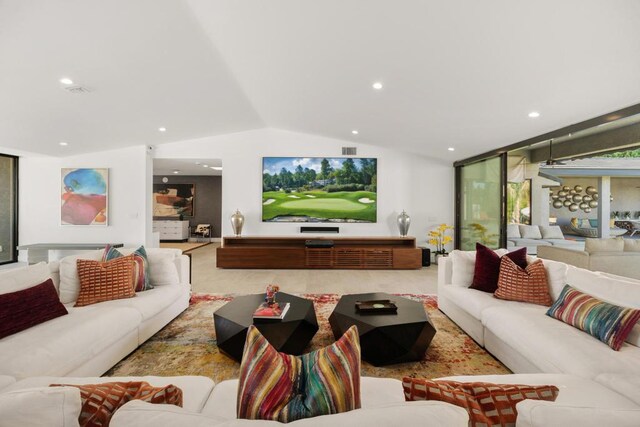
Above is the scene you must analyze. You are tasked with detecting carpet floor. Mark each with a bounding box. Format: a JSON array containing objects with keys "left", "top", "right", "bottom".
[{"left": 106, "top": 293, "right": 509, "bottom": 383}]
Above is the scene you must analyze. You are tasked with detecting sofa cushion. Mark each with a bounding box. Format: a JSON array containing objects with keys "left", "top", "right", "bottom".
[
  {"left": 539, "top": 226, "right": 564, "bottom": 240},
  {"left": 495, "top": 258, "right": 552, "bottom": 306},
  {"left": 147, "top": 252, "right": 180, "bottom": 287},
  {"left": 237, "top": 325, "right": 360, "bottom": 423},
  {"left": 482, "top": 304, "right": 640, "bottom": 378},
  {"left": 0, "top": 305, "right": 141, "bottom": 378},
  {"left": 546, "top": 285, "right": 640, "bottom": 351},
  {"left": 519, "top": 225, "right": 542, "bottom": 239},
  {"left": 515, "top": 400, "right": 640, "bottom": 427},
  {"left": 92, "top": 283, "right": 186, "bottom": 321},
  {"left": 585, "top": 237, "right": 624, "bottom": 253},
  {"left": 402, "top": 378, "right": 558, "bottom": 426},
  {"left": 506, "top": 224, "right": 521, "bottom": 238},
  {"left": 0, "top": 262, "right": 51, "bottom": 294},
  {"left": 0, "top": 279, "right": 68, "bottom": 339},
  {"left": 103, "top": 245, "right": 153, "bottom": 292},
  {"left": 439, "top": 285, "right": 534, "bottom": 320},
  {"left": 0, "top": 386, "right": 82, "bottom": 427},
  {"left": 470, "top": 244, "right": 526, "bottom": 293},
  {"left": 0, "top": 376, "right": 15, "bottom": 392},
  {"left": 525, "top": 257, "right": 569, "bottom": 302},
  {"left": 51, "top": 381, "right": 183, "bottom": 427},
  {"left": 623, "top": 239, "right": 640, "bottom": 252},
  {"left": 59, "top": 251, "right": 104, "bottom": 304},
  {"left": 594, "top": 374, "right": 640, "bottom": 406},
  {"left": 75, "top": 256, "right": 136, "bottom": 307}
]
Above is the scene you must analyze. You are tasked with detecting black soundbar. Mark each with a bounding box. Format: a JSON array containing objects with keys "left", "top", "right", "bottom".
[
  {"left": 300, "top": 226, "right": 340, "bottom": 233},
  {"left": 305, "top": 240, "right": 335, "bottom": 248}
]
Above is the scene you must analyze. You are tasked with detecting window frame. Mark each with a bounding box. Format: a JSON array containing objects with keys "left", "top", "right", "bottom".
[{"left": 0, "top": 153, "right": 18, "bottom": 266}]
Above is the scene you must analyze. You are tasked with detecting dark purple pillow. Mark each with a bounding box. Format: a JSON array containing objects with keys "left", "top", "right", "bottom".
[
  {"left": 0, "top": 278, "right": 68, "bottom": 339},
  {"left": 470, "top": 243, "right": 527, "bottom": 293}
]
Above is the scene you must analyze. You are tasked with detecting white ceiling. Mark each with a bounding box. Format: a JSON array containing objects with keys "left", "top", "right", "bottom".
[
  {"left": 153, "top": 158, "right": 222, "bottom": 176},
  {"left": 2, "top": 0, "right": 640, "bottom": 162}
]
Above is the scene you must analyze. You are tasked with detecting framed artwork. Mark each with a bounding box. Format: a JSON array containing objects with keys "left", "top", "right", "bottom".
[
  {"left": 153, "top": 183, "right": 195, "bottom": 217},
  {"left": 61, "top": 168, "right": 109, "bottom": 226},
  {"left": 262, "top": 157, "right": 377, "bottom": 223}
]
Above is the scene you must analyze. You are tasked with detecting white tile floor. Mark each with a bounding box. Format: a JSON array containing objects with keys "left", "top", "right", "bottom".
[{"left": 189, "top": 243, "right": 439, "bottom": 295}]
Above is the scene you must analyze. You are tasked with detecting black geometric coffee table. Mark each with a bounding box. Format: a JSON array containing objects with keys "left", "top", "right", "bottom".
[
  {"left": 213, "top": 292, "right": 318, "bottom": 362},
  {"left": 329, "top": 292, "right": 436, "bottom": 366}
]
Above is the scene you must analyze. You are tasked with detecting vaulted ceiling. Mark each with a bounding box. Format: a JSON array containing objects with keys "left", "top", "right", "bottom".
[{"left": 1, "top": 0, "right": 640, "bottom": 161}]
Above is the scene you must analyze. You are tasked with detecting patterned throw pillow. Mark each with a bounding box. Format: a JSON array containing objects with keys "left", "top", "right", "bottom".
[
  {"left": 75, "top": 256, "right": 136, "bottom": 307},
  {"left": 495, "top": 257, "right": 552, "bottom": 306},
  {"left": 237, "top": 325, "right": 361, "bottom": 423},
  {"left": 471, "top": 243, "right": 527, "bottom": 293},
  {"left": 546, "top": 285, "right": 640, "bottom": 350},
  {"left": 102, "top": 245, "right": 152, "bottom": 292},
  {"left": 51, "top": 381, "right": 182, "bottom": 427},
  {"left": 0, "top": 279, "right": 68, "bottom": 339},
  {"left": 402, "top": 378, "right": 559, "bottom": 427}
]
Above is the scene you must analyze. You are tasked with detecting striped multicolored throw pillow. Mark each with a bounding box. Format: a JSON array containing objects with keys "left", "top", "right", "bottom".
[
  {"left": 237, "top": 324, "right": 361, "bottom": 423},
  {"left": 546, "top": 285, "right": 640, "bottom": 351},
  {"left": 103, "top": 245, "right": 152, "bottom": 292}
]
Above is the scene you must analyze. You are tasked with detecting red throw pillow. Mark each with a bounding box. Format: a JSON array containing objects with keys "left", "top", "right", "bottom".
[
  {"left": 402, "top": 378, "right": 559, "bottom": 427},
  {"left": 0, "top": 279, "right": 68, "bottom": 339},
  {"left": 470, "top": 243, "right": 527, "bottom": 293},
  {"left": 495, "top": 257, "right": 552, "bottom": 306}
]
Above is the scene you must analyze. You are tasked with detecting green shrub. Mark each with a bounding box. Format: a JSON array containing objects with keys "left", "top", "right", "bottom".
[
  {"left": 364, "top": 185, "right": 377, "bottom": 192},
  {"left": 325, "top": 184, "right": 365, "bottom": 193}
]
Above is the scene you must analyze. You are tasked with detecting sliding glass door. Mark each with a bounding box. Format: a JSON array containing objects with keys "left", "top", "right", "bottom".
[
  {"left": 0, "top": 154, "right": 18, "bottom": 264},
  {"left": 456, "top": 155, "right": 505, "bottom": 250}
]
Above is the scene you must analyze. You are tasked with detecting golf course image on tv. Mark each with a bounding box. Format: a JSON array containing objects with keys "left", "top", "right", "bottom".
[{"left": 262, "top": 157, "right": 377, "bottom": 222}]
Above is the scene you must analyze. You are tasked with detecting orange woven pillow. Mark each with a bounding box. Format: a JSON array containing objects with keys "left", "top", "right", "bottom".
[
  {"left": 494, "top": 257, "right": 552, "bottom": 306},
  {"left": 402, "top": 378, "right": 559, "bottom": 427},
  {"left": 51, "top": 381, "right": 182, "bottom": 427},
  {"left": 75, "top": 255, "right": 136, "bottom": 307}
]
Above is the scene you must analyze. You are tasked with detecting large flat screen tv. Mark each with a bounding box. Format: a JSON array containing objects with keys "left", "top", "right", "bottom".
[{"left": 262, "top": 157, "right": 377, "bottom": 223}]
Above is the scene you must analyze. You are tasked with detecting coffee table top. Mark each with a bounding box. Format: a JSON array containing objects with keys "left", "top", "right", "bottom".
[
  {"left": 332, "top": 292, "right": 430, "bottom": 326},
  {"left": 214, "top": 292, "right": 314, "bottom": 327}
]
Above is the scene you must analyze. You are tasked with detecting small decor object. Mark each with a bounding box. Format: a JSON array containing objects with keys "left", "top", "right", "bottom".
[
  {"left": 253, "top": 284, "right": 289, "bottom": 320},
  {"left": 237, "top": 325, "right": 361, "bottom": 422},
  {"left": 397, "top": 210, "right": 411, "bottom": 236},
  {"left": 61, "top": 168, "right": 108, "bottom": 226},
  {"left": 428, "top": 224, "right": 453, "bottom": 256},
  {"left": 265, "top": 284, "right": 279, "bottom": 305},
  {"left": 355, "top": 299, "right": 398, "bottom": 314},
  {"left": 231, "top": 209, "right": 245, "bottom": 236},
  {"left": 549, "top": 184, "right": 603, "bottom": 214},
  {"left": 153, "top": 183, "right": 195, "bottom": 217}
]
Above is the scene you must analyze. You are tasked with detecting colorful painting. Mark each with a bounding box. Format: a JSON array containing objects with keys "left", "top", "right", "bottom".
[
  {"left": 262, "top": 157, "right": 377, "bottom": 222},
  {"left": 153, "top": 183, "right": 195, "bottom": 217},
  {"left": 61, "top": 168, "right": 108, "bottom": 226}
]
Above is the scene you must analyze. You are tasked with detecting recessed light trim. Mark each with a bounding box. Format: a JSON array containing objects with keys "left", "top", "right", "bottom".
[
  {"left": 212, "top": 166, "right": 223, "bottom": 171},
  {"left": 173, "top": 170, "right": 180, "bottom": 174},
  {"left": 203, "top": 164, "right": 209, "bottom": 168},
  {"left": 372, "top": 82, "right": 383, "bottom": 90},
  {"left": 158, "top": 127, "right": 167, "bottom": 132},
  {"left": 59, "top": 141, "right": 68, "bottom": 146},
  {"left": 59, "top": 78, "right": 73, "bottom": 85},
  {"left": 448, "top": 147, "right": 455, "bottom": 151},
  {"left": 528, "top": 111, "right": 540, "bottom": 118},
  {"left": 352, "top": 130, "right": 359, "bottom": 135}
]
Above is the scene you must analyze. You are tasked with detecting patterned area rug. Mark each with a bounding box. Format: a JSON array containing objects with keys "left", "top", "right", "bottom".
[{"left": 106, "top": 294, "right": 509, "bottom": 383}]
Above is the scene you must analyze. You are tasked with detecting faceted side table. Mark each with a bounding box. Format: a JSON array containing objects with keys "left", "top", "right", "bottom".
[
  {"left": 213, "top": 292, "right": 318, "bottom": 362},
  {"left": 329, "top": 292, "right": 436, "bottom": 366}
]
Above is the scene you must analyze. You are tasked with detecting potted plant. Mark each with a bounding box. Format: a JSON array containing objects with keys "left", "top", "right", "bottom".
[{"left": 428, "top": 224, "right": 453, "bottom": 263}]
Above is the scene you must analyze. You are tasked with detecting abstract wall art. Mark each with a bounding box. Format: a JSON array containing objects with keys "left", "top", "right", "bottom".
[
  {"left": 61, "top": 168, "right": 109, "bottom": 226},
  {"left": 153, "top": 183, "right": 195, "bottom": 217}
]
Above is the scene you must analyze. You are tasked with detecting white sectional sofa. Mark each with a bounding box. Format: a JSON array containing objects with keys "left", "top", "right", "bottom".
[
  {"left": 0, "top": 248, "right": 190, "bottom": 379},
  {"left": 506, "top": 224, "right": 584, "bottom": 254}
]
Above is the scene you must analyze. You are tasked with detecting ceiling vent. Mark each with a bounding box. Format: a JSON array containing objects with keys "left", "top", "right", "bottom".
[
  {"left": 62, "top": 85, "right": 92, "bottom": 94},
  {"left": 342, "top": 147, "right": 357, "bottom": 156}
]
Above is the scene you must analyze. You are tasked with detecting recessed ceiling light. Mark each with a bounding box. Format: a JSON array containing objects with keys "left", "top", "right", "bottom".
[
  {"left": 372, "top": 82, "right": 383, "bottom": 90},
  {"left": 59, "top": 78, "right": 73, "bottom": 85},
  {"left": 212, "top": 166, "right": 223, "bottom": 171},
  {"left": 59, "top": 141, "right": 68, "bottom": 146},
  {"left": 158, "top": 127, "right": 167, "bottom": 132},
  {"left": 528, "top": 111, "right": 540, "bottom": 118},
  {"left": 203, "top": 164, "right": 209, "bottom": 168},
  {"left": 352, "top": 130, "right": 359, "bottom": 135},
  {"left": 173, "top": 170, "right": 179, "bottom": 174},
  {"left": 448, "top": 147, "right": 455, "bottom": 151}
]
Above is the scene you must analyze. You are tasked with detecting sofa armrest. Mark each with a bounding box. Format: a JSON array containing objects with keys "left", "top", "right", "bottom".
[
  {"left": 437, "top": 256, "right": 453, "bottom": 288},
  {"left": 176, "top": 254, "right": 191, "bottom": 286},
  {"left": 537, "top": 246, "right": 590, "bottom": 269}
]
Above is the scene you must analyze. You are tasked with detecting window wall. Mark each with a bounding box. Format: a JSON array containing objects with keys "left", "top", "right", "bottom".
[{"left": 0, "top": 154, "right": 18, "bottom": 264}]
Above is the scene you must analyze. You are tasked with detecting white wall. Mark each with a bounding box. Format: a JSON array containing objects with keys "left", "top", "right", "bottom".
[
  {"left": 153, "top": 128, "right": 454, "bottom": 244},
  {"left": 18, "top": 146, "right": 151, "bottom": 256}
]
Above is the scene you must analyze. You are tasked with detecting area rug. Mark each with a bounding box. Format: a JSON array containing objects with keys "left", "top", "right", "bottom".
[
  {"left": 106, "top": 294, "right": 509, "bottom": 383},
  {"left": 159, "top": 242, "right": 211, "bottom": 253}
]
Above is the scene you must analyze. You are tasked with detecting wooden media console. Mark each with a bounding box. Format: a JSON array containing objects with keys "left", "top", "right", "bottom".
[{"left": 216, "top": 236, "right": 422, "bottom": 269}]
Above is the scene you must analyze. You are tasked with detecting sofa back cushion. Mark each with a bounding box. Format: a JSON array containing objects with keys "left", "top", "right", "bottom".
[
  {"left": 585, "top": 237, "right": 624, "bottom": 254},
  {"left": 623, "top": 239, "right": 640, "bottom": 252},
  {"left": 507, "top": 224, "right": 521, "bottom": 238},
  {"left": 0, "top": 279, "right": 68, "bottom": 339},
  {"left": 495, "top": 258, "right": 552, "bottom": 306},
  {"left": 470, "top": 244, "right": 527, "bottom": 293},
  {"left": 0, "top": 386, "right": 82, "bottom": 427},
  {"left": 0, "top": 262, "right": 51, "bottom": 294},
  {"left": 527, "top": 256, "right": 569, "bottom": 301},
  {"left": 519, "top": 225, "right": 542, "bottom": 239},
  {"left": 547, "top": 285, "right": 640, "bottom": 351},
  {"left": 58, "top": 250, "right": 103, "bottom": 304},
  {"left": 539, "top": 226, "right": 564, "bottom": 240},
  {"left": 75, "top": 256, "right": 136, "bottom": 307},
  {"left": 450, "top": 249, "right": 509, "bottom": 287}
]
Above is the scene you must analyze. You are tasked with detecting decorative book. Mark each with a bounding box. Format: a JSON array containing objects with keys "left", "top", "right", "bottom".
[
  {"left": 253, "top": 302, "right": 290, "bottom": 320},
  {"left": 355, "top": 299, "right": 398, "bottom": 314}
]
